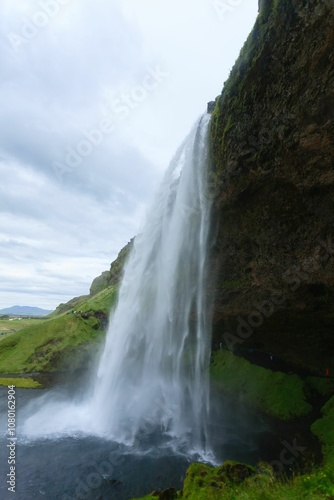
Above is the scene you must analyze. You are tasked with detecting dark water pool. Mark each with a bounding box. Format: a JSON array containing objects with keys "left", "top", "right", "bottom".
[{"left": 0, "top": 386, "right": 280, "bottom": 500}]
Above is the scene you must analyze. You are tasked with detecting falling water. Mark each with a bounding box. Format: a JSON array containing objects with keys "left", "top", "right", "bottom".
[
  {"left": 90, "top": 113, "right": 213, "bottom": 454},
  {"left": 23, "top": 113, "right": 213, "bottom": 458}
]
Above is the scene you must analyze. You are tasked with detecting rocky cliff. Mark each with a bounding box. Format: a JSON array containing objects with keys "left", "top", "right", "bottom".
[
  {"left": 208, "top": 0, "right": 334, "bottom": 373},
  {"left": 89, "top": 238, "right": 134, "bottom": 295},
  {"left": 53, "top": 239, "right": 133, "bottom": 316}
]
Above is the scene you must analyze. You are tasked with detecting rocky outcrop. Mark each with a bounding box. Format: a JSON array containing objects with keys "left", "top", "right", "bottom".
[
  {"left": 208, "top": 0, "right": 334, "bottom": 372},
  {"left": 90, "top": 238, "right": 134, "bottom": 296},
  {"left": 89, "top": 239, "right": 133, "bottom": 296},
  {"left": 53, "top": 239, "right": 133, "bottom": 316},
  {"left": 89, "top": 271, "right": 109, "bottom": 296},
  {"left": 106, "top": 238, "right": 134, "bottom": 287}
]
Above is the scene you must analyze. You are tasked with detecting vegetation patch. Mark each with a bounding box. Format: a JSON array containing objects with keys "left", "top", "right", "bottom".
[
  {"left": 0, "top": 377, "right": 41, "bottom": 388},
  {"left": 0, "top": 285, "right": 120, "bottom": 374},
  {"left": 312, "top": 396, "right": 334, "bottom": 466},
  {"left": 185, "top": 461, "right": 334, "bottom": 499},
  {"left": 0, "top": 318, "right": 46, "bottom": 340},
  {"left": 134, "top": 461, "right": 334, "bottom": 499},
  {"left": 50, "top": 285, "right": 118, "bottom": 318},
  {"left": 305, "top": 376, "right": 334, "bottom": 397},
  {"left": 0, "top": 314, "right": 103, "bottom": 373},
  {"left": 77, "top": 285, "right": 118, "bottom": 315},
  {"left": 210, "top": 350, "right": 312, "bottom": 420}
]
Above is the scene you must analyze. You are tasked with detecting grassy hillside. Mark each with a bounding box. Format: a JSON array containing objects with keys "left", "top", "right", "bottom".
[
  {"left": 0, "top": 236, "right": 130, "bottom": 375},
  {"left": 52, "top": 239, "right": 133, "bottom": 317},
  {"left": 0, "top": 317, "right": 46, "bottom": 340},
  {"left": 0, "top": 285, "right": 118, "bottom": 374}
]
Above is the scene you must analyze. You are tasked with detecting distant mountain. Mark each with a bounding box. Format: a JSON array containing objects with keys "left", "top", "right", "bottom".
[{"left": 0, "top": 306, "right": 53, "bottom": 316}]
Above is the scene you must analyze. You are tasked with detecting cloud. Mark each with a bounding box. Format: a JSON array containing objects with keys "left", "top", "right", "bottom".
[{"left": 0, "top": 0, "right": 258, "bottom": 309}]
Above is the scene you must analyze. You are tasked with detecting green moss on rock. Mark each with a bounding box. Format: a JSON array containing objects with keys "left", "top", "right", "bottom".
[
  {"left": 182, "top": 461, "right": 256, "bottom": 499},
  {"left": 211, "top": 350, "right": 312, "bottom": 419},
  {"left": 312, "top": 396, "right": 334, "bottom": 466}
]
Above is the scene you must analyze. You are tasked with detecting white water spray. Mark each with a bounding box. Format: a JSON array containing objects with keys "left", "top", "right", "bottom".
[
  {"left": 90, "top": 113, "right": 213, "bottom": 453},
  {"left": 24, "top": 113, "right": 213, "bottom": 456}
]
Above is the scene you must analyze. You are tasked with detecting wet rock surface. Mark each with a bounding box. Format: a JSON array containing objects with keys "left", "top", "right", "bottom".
[{"left": 208, "top": 0, "right": 334, "bottom": 372}]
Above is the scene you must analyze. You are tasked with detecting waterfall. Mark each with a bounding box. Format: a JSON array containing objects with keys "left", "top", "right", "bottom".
[
  {"left": 23, "top": 113, "right": 213, "bottom": 458},
  {"left": 90, "top": 113, "right": 213, "bottom": 454}
]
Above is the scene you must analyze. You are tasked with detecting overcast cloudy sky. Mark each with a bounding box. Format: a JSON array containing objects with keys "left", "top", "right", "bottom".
[{"left": 0, "top": 0, "right": 258, "bottom": 310}]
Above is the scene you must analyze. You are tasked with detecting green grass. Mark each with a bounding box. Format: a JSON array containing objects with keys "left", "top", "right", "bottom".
[
  {"left": 210, "top": 350, "right": 312, "bottom": 420},
  {"left": 0, "top": 314, "right": 101, "bottom": 373},
  {"left": 0, "top": 285, "right": 119, "bottom": 374},
  {"left": 0, "top": 377, "right": 41, "bottom": 388},
  {"left": 0, "top": 318, "right": 46, "bottom": 339},
  {"left": 50, "top": 285, "right": 118, "bottom": 319},
  {"left": 77, "top": 285, "right": 118, "bottom": 314}
]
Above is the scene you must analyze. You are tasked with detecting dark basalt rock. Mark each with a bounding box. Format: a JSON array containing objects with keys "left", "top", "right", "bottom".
[{"left": 208, "top": 0, "right": 334, "bottom": 372}]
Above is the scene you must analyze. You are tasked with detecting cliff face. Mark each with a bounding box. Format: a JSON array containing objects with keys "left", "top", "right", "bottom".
[
  {"left": 209, "top": 0, "right": 334, "bottom": 371},
  {"left": 53, "top": 239, "right": 133, "bottom": 316},
  {"left": 90, "top": 239, "right": 134, "bottom": 295}
]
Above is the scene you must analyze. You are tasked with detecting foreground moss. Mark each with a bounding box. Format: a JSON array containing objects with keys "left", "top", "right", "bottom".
[
  {"left": 134, "top": 461, "right": 334, "bottom": 499},
  {"left": 305, "top": 377, "right": 334, "bottom": 397},
  {"left": 182, "top": 462, "right": 334, "bottom": 500},
  {"left": 211, "top": 350, "right": 312, "bottom": 420},
  {"left": 312, "top": 396, "right": 334, "bottom": 467},
  {"left": 133, "top": 385, "right": 334, "bottom": 500}
]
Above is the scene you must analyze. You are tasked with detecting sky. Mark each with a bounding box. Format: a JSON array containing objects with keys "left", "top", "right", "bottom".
[{"left": 0, "top": 0, "right": 258, "bottom": 310}]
